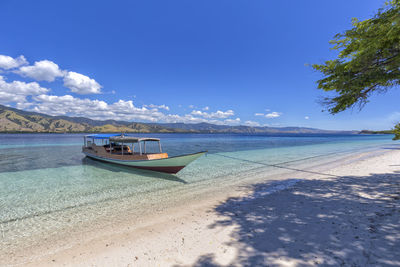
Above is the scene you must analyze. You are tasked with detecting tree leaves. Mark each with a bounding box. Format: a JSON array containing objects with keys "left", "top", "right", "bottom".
[
  {"left": 312, "top": 0, "right": 400, "bottom": 114},
  {"left": 393, "top": 123, "right": 400, "bottom": 140}
]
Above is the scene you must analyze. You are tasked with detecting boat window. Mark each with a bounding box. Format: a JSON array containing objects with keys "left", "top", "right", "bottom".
[{"left": 141, "top": 140, "right": 162, "bottom": 154}]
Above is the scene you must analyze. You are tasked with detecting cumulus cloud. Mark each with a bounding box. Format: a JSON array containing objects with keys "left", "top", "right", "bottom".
[
  {"left": 160, "top": 114, "right": 240, "bottom": 126},
  {"left": 145, "top": 104, "right": 170, "bottom": 110},
  {"left": 16, "top": 102, "right": 34, "bottom": 109},
  {"left": 0, "top": 73, "right": 243, "bottom": 125},
  {"left": 163, "top": 114, "right": 210, "bottom": 124},
  {"left": 0, "top": 55, "right": 28, "bottom": 70},
  {"left": 0, "top": 54, "right": 250, "bottom": 126},
  {"left": 305, "top": 116, "right": 310, "bottom": 120},
  {"left": 265, "top": 111, "right": 282, "bottom": 118},
  {"left": 191, "top": 109, "right": 234, "bottom": 119},
  {"left": 31, "top": 94, "right": 165, "bottom": 121},
  {"left": 63, "top": 71, "right": 102, "bottom": 94},
  {"left": 16, "top": 60, "right": 64, "bottom": 82},
  {"left": 4, "top": 54, "right": 102, "bottom": 95},
  {"left": 32, "top": 94, "right": 106, "bottom": 116},
  {"left": 255, "top": 111, "right": 282, "bottom": 119},
  {"left": 224, "top": 118, "right": 241, "bottom": 125},
  {"left": 0, "top": 75, "right": 49, "bottom": 105},
  {"left": 12, "top": 92, "right": 241, "bottom": 126}
]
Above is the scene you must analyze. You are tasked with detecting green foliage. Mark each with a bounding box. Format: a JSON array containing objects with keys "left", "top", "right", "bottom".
[
  {"left": 360, "top": 129, "right": 394, "bottom": 134},
  {"left": 393, "top": 123, "right": 400, "bottom": 140},
  {"left": 312, "top": 0, "right": 400, "bottom": 114}
]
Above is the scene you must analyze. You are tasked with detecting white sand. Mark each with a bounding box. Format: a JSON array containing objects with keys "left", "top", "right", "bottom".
[{"left": 6, "top": 148, "right": 400, "bottom": 266}]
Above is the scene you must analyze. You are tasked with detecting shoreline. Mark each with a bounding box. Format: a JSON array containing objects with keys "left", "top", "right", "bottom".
[{"left": 2, "top": 146, "right": 400, "bottom": 266}]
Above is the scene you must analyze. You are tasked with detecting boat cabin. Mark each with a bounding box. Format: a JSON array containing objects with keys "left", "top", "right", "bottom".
[{"left": 83, "top": 134, "right": 168, "bottom": 160}]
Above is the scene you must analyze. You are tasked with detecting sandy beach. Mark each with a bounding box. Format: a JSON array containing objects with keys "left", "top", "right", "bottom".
[{"left": 4, "top": 147, "right": 400, "bottom": 266}]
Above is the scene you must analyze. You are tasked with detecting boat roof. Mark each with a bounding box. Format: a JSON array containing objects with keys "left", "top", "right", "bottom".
[
  {"left": 85, "top": 133, "right": 120, "bottom": 139},
  {"left": 109, "top": 136, "right": 160, "bottom": 143},
  {"left": 85, "top": 134, "right": 160, "bottom": 142}
]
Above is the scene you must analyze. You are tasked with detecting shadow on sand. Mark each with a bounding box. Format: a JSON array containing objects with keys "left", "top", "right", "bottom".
[
  {"left": 189, "top": 172, "right": 400, "bottom": 266},
  {"left": 82, "top": 157, "right": 187, "bottom": 184}
]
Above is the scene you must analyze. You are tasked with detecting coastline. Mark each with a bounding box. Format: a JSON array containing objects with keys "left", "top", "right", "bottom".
[{"left": 3, "top": 145, "right": 399, "bottom": 266}]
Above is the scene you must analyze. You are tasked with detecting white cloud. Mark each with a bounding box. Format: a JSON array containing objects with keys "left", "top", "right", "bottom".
[
  {"left": 5, "top": 54, "right": 102, "bottom": 95},
  {"left": 20, "top": 93, "right": 241, "bottom": 126},
  {"left": 16, "top": 60, "right": 64, "bottom": 82},
  {"left": 244, "top": 120, "right": 260, "bottom": 126},
  {"left": 305, "top": 116, "right": 310, "bottom": 120},
  {"left": 254, "top": 113, "right": 264, "bottom": 116},
  {"left": 16, "top": 102, "right": 34, "bottom": 109},
  {"left": 63, "top": 71, "right": 102, "bottom": 94},
  {"left": 145, "top": 104, "right": 170, "bottom": 110},
  {"left": 0, "top": 53, "right": 249, "bottom": 126},
  {"left": 0, "top": 73, "right": 241, "bottom": 125},
  {"left": 224, "top": 118, "right": 241, "bottom": 125},
  {"left": 163, "top": 114, "right": 209, "bottom": 124},
  {"left": 161, "top": 114, "right": 240, "bottom": 126},
  {"left": 191, "top": 109, "right": 234, "bottom": 119},
  {"left": 0, "top": 75, "right": 49, "bottom": 105},
  {"left": 190, "top": 110, "right": 205, "bottom": 117},
  {"left": 265, "top": 111, "right": 282, "bottom": 118},
  {"left": 31, "top": 95, "right": 165, "bottom": 121},
  {"left": 0, "top": 55, "right": 28, "bottom": 70}
]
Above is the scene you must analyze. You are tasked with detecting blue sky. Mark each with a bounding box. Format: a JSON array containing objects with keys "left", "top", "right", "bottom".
[{"left": 0, "top": 0, "right": 398, "bottom": 130}]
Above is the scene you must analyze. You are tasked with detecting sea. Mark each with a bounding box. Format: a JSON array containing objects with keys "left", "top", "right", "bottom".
[{"left": 0, "top": 133, "right": 397, "bottom": 261}]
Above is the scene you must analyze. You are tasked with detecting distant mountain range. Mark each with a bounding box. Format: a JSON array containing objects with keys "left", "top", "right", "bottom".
[{"left": 0, "top": 104, "right": 359, "bottom": 134}]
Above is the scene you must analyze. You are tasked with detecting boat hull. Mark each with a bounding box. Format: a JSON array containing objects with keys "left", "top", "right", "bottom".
[{"left": 83, "top": 151, "right": 206, "bottom": 174}]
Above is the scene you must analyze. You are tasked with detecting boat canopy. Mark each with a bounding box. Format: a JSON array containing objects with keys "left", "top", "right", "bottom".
[
  {"left": 85, "top": 134, "right": 120, "bottom": 139},
  {"left": 109, "top": 136, "right": 160, "bottom": 143},
  {"left": 85, "top": 134, "right": 160, "bottom": 143}
]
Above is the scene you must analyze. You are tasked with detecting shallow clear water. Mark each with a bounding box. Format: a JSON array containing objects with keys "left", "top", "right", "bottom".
[{"left": 0, "top": 133, "right": 396, "bottom": 254}]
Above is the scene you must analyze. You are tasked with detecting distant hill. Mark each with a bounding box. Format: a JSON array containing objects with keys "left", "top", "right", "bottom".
[
  {"left": 0, "top": 105, "right": 182, "bottom": 133},
  {"left": 0, "top": 104, "right": 358, "bottom": 134},
  {"left": 154, "top": 122, "right": 358, "bottom": 134},
  {"left": 359, "top": 130, "right": 394, "bottom": 134}
]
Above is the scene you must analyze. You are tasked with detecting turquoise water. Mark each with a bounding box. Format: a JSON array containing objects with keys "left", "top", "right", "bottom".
[{"left": 0, "top": 133, "right": 397, "bottom": 257}]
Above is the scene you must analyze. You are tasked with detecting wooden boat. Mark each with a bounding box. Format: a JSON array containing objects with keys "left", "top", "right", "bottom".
[{"left": 82, "top": 134, "right": 206, "bottom": 174}]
